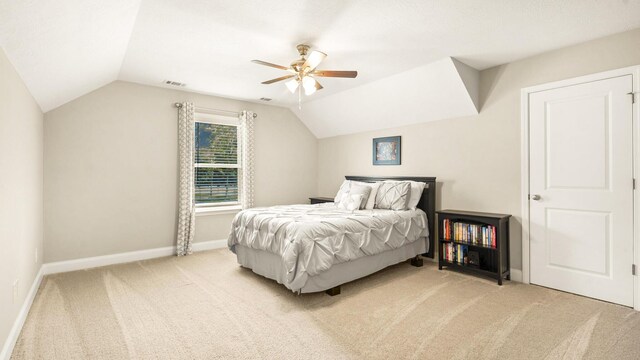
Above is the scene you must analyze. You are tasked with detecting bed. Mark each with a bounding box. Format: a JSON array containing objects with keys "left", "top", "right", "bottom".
[{"left": 228, "top": 176, "right": 436, "bottom": 295}]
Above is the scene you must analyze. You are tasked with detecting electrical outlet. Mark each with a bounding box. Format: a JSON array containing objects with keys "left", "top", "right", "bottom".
[
  {"left": 35, "top": 247, "right": 38, "bottom": 264},
  {"left": 12, "top": 279, "right": 19, "bottom": 304}
]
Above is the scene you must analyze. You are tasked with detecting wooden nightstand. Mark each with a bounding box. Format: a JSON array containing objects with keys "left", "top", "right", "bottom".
[{"left": 309, "top": 197, "right": 334, "bottom": 204}]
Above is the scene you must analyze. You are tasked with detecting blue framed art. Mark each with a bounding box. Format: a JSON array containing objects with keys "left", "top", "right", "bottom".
[{"left": 372, "top": 136, "right": 401, "bottom": 165}]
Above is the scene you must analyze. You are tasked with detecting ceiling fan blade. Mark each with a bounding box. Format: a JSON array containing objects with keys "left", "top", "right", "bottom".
[
  {"left": 302, "top": 50, "right": 327, "bottom": 72},
  {"left": 261, "top": 74, "right": 295, "bottom": 84},
  {"left": 251, "top": 59, "right": 289, "bottom": 70},
  {"left": 312, "top": 70, "right": 358, "bottom": 78}
]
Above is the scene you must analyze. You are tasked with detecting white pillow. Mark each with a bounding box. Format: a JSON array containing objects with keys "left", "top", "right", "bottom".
[
  {"left": 375, "top": 181, "right": 411, "bottom": 210},
  {"left": 384, "top": 180, "right": 426, "bottom": 210},
  {"left": 349, "top": 184, "right": 372, "bottom": 209},
  {"left": 334, "top": 180, "right": 351, "bottom": 203},
  {"left": 337, "top": 193, "right": 364, "bottom": 211},
  {"left": 350, "top": 181, "right": 379, "bottom": 209},
  {"left": 407, "top": 182, "right": 426, "bottom": 210},
  {"left": 364, "top": 182, "right": 380, "bottom": 210},
  {"left": 334, "top": 180, "right": 376, "bottom": 210}
]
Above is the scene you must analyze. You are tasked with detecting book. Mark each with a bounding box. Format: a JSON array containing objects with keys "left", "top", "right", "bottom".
[{"left": 442, "top": 218, "right": 497, "bottom": 248}]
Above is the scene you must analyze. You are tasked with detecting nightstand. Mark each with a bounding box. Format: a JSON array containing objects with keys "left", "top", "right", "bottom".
[{"left": 309, "top": 197, "right": 334, "bottom": 204}]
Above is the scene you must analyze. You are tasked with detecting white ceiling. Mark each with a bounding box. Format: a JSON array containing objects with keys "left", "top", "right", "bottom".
[
  {"left": 293, "top": 57, "right": 481, "bottom": 138},
  {"left": 0, "top": 0, "right": 639, "bottom": 130},
  {"left": 0, "top": 0, "right": 142, "bottom": 112}
]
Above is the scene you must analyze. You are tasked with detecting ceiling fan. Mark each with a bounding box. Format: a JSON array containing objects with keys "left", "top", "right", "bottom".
[{"left": 252, "top": 44, "right": 358, "bottom": 97}]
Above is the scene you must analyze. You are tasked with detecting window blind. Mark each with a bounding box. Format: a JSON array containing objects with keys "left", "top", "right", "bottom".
[{"left": 194, "top": 122, "right": 240, "bottom": 205}]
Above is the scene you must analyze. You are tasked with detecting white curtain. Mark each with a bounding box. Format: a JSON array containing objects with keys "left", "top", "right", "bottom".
[
  {"left": 239, "top": 111, "right": 255, "bottom": 209},
  {"left": 176, "top": 102, "right": 195, "bottom": 256}
]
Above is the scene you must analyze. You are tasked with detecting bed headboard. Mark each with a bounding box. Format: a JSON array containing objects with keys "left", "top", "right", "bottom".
[{"left": 345, "top": 176, "right": 437, "bottom": 259}]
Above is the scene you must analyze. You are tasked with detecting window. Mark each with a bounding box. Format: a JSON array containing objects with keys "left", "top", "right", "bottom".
[{"left": 194, "top": 113, "right": 241, "bottom": 208}]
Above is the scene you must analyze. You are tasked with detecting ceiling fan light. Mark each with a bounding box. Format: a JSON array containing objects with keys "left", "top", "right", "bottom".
[
  {"left": 285, "top": 79, "right": 299, "bottom": 93},
  {"left": 304, "top": 86, "right": 316, "bottom": 96},
  {"left": 302, "top": 76, "right": 318, "bottom": 96},
  {"left": 305, "top": 50, "right": 327, "bottom": 71}
]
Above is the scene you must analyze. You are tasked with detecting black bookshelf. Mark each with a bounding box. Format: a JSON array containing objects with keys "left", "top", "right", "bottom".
[{"left": 437, "top": 210, "right": 511, "bottom": 285}]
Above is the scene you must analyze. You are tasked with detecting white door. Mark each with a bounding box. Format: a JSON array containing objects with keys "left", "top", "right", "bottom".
[{"left": 529, "top": 75, "right": 634, "bottom": 307}]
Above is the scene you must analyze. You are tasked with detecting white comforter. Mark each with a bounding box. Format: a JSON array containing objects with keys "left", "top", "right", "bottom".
[{"left": 228, "top": 203, "right": 428, "bottom": 290}]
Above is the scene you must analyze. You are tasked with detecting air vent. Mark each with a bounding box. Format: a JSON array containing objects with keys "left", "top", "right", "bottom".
[
  {"left": 259, "top": 97, "right": 272, "bottom": 101},
  {"left": 164, "top": 80, "right": 186, "bottom": 87}
]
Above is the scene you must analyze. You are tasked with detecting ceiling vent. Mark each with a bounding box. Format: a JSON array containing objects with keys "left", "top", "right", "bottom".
[
  {"left": 164, "top": 80, "right": 186, "bottom": 87},
  {"left": 259, "top": 97, "right": 272, "bottom": 101}
]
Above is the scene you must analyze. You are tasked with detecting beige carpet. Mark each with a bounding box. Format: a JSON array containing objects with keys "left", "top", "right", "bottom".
[{"left": 11, "top": 249, "right": 640, "bottom": 360}]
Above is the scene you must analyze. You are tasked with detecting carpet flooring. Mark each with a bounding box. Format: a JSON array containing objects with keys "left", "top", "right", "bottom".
[{"left": 11, "top": 249, "right": 640, "bottom": 359}]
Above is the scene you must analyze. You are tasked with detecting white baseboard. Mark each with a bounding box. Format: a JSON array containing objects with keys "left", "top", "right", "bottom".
[
  {"left": 510, "top": 268, "right": 523, "bottom": 283},
  {"left": 1, "top": 266, "right": 44, "bottom": 360},
  {"left": 42, "top": 246, "right": 174, "bottom": 275},
  {"left": 1, "top": 239, "right": 227, "bottom": 360},
  {"left": 192, "top": 239, "right": 227, "bottom": 252},
  {"left": 42, "top": 239, "right": 227, "bottom": 275}
]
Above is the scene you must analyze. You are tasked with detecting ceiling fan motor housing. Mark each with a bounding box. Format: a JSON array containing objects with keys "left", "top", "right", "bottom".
[
  {"left": 291, "top": 59, "right": 305, "bottom": 73},
  {"left": 296, "top": 44, "right": 310, "bottom": 57},
  {"left": 292, "top": 44, "right": 311, "bottom": 72}
]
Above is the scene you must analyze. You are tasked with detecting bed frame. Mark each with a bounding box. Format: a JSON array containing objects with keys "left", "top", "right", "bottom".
[
  {"left": 234, "top": 175, "right": 438, "bottom": 297},
  {"left": 317, "top": 176, "right": 437, "bottom": 296},
  {"left": 345, "top": 176, "right": 437, "bottom": 259}
]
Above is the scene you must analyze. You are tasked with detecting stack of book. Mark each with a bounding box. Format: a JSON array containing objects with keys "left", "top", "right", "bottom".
[
  {"left": 442, "top": 243, "right": 468, "bottom": 264},
  {"left": 442, "top": 219, "right": 497, "bottom": 248}
]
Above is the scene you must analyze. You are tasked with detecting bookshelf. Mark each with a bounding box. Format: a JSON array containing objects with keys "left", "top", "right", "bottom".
[{"left": 437, "top": 210, "right": 511, "bottom": 285}]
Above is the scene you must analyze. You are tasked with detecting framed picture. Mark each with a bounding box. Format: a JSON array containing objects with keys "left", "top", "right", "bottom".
[{"left": 372, "top": 136, "right": 401, "bottom": 165}]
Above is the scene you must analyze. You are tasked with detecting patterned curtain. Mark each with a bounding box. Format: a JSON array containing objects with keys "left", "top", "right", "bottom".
[
  {"left": 176, "top": 102, "right": 195, "bottom": 256},
  {"left": 239, "top": 111, "right": 255, "bottom": 209}
]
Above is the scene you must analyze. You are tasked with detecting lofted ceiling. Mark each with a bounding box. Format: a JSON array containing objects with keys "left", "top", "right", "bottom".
[
  {"left": 1, "top": 0, "right": 639, "bottom": 135},
  {"left": 292, "top": 57, "right": 481, "bottom": 138}
]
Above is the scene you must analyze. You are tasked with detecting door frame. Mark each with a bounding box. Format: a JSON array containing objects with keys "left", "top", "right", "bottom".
[{"left": 520, "top": 65, "right": 640, "bottom": 310}]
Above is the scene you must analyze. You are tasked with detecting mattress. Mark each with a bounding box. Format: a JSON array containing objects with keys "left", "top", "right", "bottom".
[{"left": 228, "top": 203, "right": 429, "bottom": 292}]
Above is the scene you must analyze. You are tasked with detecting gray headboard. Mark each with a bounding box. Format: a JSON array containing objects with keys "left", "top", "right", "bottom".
[{"left": 345, "top": 176, "right": 437, "bottom": 259}]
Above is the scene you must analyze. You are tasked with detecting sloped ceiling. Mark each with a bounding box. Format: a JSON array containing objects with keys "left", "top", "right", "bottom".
[
  {"left": 292, "top": 57, "right": 480, "bottom": 138},
  {"left": 0, "top": 0, "right": 142, "bottom": 112},
  {"left": 0, "top": 1, "right": 639, "bottom": 135}
]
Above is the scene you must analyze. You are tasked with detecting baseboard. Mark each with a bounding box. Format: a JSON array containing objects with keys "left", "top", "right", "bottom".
[
  {"left": 41, "top": 246, "right": 175, "bottom": 275},
  {"left": 510, "top": 268, "right": 523, "bottom": 282},
  {"left": 1, "top": 266, "right": 44, "bottom": 360},
  {"left": 192, "top": 239, "right": 227, "bottom": 252},
  {"left": 42, "top": 239, "right": 227, "bottom": 275}
]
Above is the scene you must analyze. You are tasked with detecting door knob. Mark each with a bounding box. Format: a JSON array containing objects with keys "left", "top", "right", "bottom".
[{"left": 530, "top": 194, "right": 541, "bottom": 201}]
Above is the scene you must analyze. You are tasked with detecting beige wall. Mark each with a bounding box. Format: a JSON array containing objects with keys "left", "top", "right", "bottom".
[
  {"left": 0, "top": 48, "right": 43, "bottom": 353},
  {"left": 317, "top": 28, "right": 640, "bottom": 271},
  {"left": 37, "top": 28, "right": 640, "bottom": 269},
  {"left": 44, "top": 81, "right": 317, "bottom": 262}
]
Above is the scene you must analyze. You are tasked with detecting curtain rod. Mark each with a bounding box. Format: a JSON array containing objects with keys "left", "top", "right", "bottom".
[{"left": 174, "top": 103, "right": 257, "bottom": 118}]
